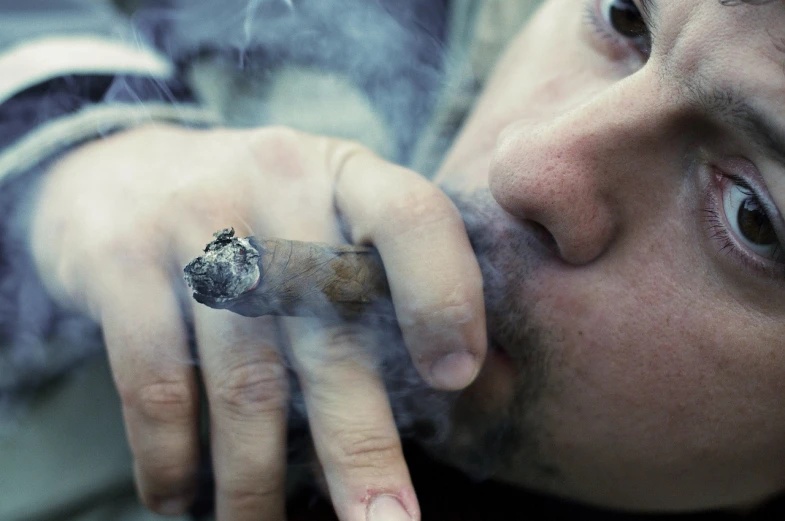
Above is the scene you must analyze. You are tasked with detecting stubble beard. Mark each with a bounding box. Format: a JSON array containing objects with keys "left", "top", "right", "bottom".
[{"left": 386, "top": 187, "right": 564, "bottom": 488}]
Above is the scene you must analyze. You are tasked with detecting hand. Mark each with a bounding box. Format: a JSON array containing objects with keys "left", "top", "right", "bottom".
[{"left": 29, "top": 124, "right": 486, "bottom": 521}]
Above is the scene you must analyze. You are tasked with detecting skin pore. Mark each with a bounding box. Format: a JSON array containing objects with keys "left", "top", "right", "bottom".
[{"left": 427, "top": 0, "right": 785, "bottom": 512}]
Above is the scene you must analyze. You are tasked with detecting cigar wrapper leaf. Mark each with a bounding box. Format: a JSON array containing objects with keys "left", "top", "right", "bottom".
[{"left": 183, "top": 229, "right": 395, "bottom": 321}]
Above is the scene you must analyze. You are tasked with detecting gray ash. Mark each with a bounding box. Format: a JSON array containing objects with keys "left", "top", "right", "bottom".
[{"left": 183, "top": 228, "right": 261, "bottom": 302}]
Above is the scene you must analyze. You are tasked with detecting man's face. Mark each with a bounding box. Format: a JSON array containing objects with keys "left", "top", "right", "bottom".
[{"left": 432, "top": 0, "right": 785, "bottom": 512}]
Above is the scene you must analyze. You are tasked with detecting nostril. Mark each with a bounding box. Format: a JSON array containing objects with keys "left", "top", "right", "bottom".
[{"left": 523, "top": 219, "right": 559, "bottom": 256}]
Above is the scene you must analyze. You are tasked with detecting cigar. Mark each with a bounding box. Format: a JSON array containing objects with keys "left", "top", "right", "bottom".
[{"left": 183, "top": 228, "right": 395, "bottom": 321}]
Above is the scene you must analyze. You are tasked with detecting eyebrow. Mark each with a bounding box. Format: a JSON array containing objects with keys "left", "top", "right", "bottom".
[
  {"left": 685, "top": 82, "right": 785, "bottom": 167},
  {"left": 639, "top": 0, "right": 785, "bottom": 165}
]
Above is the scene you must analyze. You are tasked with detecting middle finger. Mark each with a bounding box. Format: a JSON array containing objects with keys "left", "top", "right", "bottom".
[
  {"left": 285, "top": 318, "right": 418, "bottom": 521},
  {"left": 193, "top": 307, "right": 289, "bottom": 521}
]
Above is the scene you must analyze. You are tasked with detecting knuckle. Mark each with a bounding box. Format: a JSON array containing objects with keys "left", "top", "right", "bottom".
[
  {"left": 326, "top": 139, "right": 367, "bottom": 175},
  {"left": 405, "top": 286, "right": 476, "bottom": 327},
  {"left": 332, "top": 429, "right": 402, "bottom": 472},
  {"left": 121, "top": 379, "right": 196, "bottom": 424},
  {"left": 245, "top": 126, "right": 310, "bottom": 178},
  {"left": 163, "top": 187, "right": 241, "bottom": 233},
  {"left": 381, "top": 182, "right": 461, "bottom": 235},
  {"left": 218, "top": 482, "right": 284, "bottom": 513},
  {"left": 139, "top": 459, "right": 194, "bottom": 490},
  {"left": 292, "top": 325, "right": 376, "bottom": 379},
  {"left": 251, "top": 125, "right": 304, "bottom": 147},
  {"left": 212, "top": 360, "right": 288, "bottom": 415},
  {"left": 319, "top": 326, "right": 372, "bottom": 359},
  {"left": 86, "top": 224, "right": 159, "bottom": 269}
]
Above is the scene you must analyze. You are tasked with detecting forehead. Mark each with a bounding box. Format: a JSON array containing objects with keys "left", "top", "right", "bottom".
[{"left": 656, "top": 1, "right": 785, "bottom": 90}]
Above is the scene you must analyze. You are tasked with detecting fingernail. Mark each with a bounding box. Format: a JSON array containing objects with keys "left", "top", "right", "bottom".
[
  {"left": 157, "top": 496, "right": 190, "bottom": 516},
  {"left": 368, "top": 495, "right": 412, "bottom": 521},
  {"left": 430, "top": 351, "right": 478, "bottom": 390}
]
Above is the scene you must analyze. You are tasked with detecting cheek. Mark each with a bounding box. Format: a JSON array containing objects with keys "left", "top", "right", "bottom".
[
  {"left": 531, "top": 261, "right": 693, "bottom": 396},
  {"left": 528, "top": 248, "right": 785, "bottom": 484},
  {"left": 538, "top": 273, "right": 704, "bottom": 418}
]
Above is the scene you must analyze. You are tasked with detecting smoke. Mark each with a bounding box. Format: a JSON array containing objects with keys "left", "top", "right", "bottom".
[{"left": 125, "top": 0, "right": 449, "bottom": 162}]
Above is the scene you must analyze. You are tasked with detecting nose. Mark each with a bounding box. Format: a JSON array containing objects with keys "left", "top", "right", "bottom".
[{"left": 489, "top": 76, "right": 666, "bottom": 265}]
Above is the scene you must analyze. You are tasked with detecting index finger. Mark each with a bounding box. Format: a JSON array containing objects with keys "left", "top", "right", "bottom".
[{"left": 332, "top": 146, "right": 487, "bottom": 391}]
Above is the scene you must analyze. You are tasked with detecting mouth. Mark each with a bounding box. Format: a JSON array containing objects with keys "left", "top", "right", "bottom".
[
  {"left": 489, "top": 337, "right": 513, "bottom": 365},
  {"left": 486, "top": 336, "right": 516, "bottom": 379},
  {"left": 488, "top": 337, "right": 510, "bottom": 357},
  {"left": 459, "top": 337, "right": 517, "bottom": 414}
]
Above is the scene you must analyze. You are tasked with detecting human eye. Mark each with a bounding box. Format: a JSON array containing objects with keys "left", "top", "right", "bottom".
[
  {"left": 703, "top": 164, "right": 785, "bottom": 278},
  {"left": 584, "top": 0, "right": 652, "bottom": 58}
]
